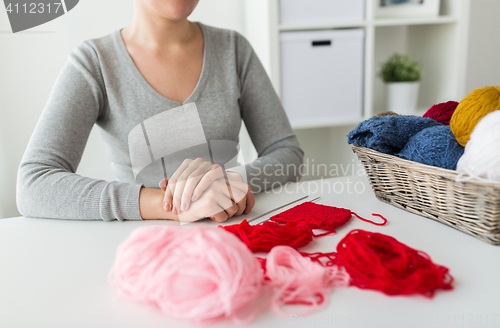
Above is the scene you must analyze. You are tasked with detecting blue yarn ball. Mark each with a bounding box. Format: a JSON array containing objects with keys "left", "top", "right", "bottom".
[
  {"left": 347, "top": 115, "right": 441, "bottom": 155},
  {"left": 398, "top": 125, "right": 465, "bottom": 170}
]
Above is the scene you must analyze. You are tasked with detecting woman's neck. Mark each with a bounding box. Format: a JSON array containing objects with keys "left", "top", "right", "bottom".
[{"left": 123, "top": 2, "right": 198, "bottom": 51}]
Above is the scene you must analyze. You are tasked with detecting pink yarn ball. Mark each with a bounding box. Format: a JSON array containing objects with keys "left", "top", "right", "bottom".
[
  {"left": 265, "top": 246, "right": 350, "bottom": 316},
  {"left": 109, "top": 226, "right": 263, "bottom": 324},
  {"left": 422, "top": 101, "right": 459, "bottom": 125}
]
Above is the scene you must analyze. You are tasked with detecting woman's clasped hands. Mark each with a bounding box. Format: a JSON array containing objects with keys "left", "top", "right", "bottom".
[{"left": 159, "top": 158, "right": 255, "bottom": 223}]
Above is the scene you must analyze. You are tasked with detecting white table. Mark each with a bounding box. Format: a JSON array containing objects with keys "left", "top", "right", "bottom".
[{"left": 1, "top": 176, "right": 499, "bottom": 328}]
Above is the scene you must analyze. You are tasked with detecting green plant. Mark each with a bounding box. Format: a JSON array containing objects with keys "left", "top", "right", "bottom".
[{"left": 379, "top": 53, "right": 422, "bottom": 82}]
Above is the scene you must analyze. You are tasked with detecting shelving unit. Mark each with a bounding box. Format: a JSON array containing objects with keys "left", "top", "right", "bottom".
[
  {"left": 240, "top": 0, "right": 470, "bottom": 181},
  {"left": 244, "top": 0, "right": 471, "bottom": 129},
  {"left": 373, "top": 15, "right": 458, "bottom": 26},
  {"left": 279, "top": 21, "right": 368, "bottom": 32}
]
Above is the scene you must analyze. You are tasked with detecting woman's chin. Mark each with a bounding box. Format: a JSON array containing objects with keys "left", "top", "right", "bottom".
[{"left": 148, "top": 0, "right": 200, "bottom": 22}]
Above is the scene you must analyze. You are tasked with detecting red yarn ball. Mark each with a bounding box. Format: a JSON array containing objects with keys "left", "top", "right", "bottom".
[
  {"left": 337, "top": 230, "right": 453, "bottom": 297},
  {"left": 423, "top": 101, "right": 459, "bottom": 125}
]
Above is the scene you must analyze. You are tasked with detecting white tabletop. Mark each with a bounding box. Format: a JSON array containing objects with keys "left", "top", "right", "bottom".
[{"left": 1, "top": 175, "right": 499, "bottom": 328}]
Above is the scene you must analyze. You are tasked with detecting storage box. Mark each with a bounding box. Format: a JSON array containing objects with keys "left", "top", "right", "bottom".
[
  {"left": 280, "top": 0, "right": 365, "bottom": 25},
  {"left": 280, "top": 29, "right": 364, "bottom": 126}
]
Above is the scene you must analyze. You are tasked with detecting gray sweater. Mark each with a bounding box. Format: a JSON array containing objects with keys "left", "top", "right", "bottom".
[{"left": 16, "top": 23, "right": 303, "bottom": 221}]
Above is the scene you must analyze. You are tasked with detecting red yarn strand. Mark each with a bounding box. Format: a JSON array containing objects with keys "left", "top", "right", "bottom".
[
  {"left": 351, "top": 212, "right": 388, "bottom": 226},
  {"left": 300, "top": 251, "right": 339, "bottom": 267},
  {"left": 311, "top": 230, "right": 336, "bottom": 237}
]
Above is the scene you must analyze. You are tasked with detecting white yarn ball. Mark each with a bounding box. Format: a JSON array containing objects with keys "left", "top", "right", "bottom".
[{"left": 456, "top": 110, "right": 500, "bottom": 183}]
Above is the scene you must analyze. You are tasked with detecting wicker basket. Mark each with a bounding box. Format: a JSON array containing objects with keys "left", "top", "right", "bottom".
[{"left": 351, "top": 145, "right": 500, "bottom": 245}]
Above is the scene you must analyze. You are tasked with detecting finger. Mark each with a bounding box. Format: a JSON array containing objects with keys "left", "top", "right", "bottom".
[
  {"left": 223, "top": 185, "right": 246, "bottom": 216},
  {"left": 159, "top": 178, "right": 169, "bottom": 211},
  {"left": 180, "top": 161, "right": 213, "bottom": 211},
  {"left": 202, "top": 189, "right": 230, "bottom": 223},
  {"left": 226, "top": 171, "right": 243, "bottom": 183},
  {"left": 235, "top": 193, "right": 247, "bottom": 216},
  {"left": 210, "top": 180, "right": 233, "bottom": 199},
  {"left": 172, "top": 180, "right": 187, "bottom": 214},
  {"left": 177, "top": 187, "right": 222, "bottom": 223},
  {"left": 224, "top": 203, "right": 239, "bottom": 219},
  {"left": 178, "top": 201, "right": 218, "bottom": 224},
  {"left": 210, "top": 210, "right": 229, "bottom": 223},
  {"left": 215, "top": 188, "right": 234, "bottom": 213},
  {"left": 173, "top": 158, "right": 209, "bottom": 212},
  {"left": 165, "top": 185, "right": 175, "bottom": 213},
  {"left": 224, "top": 179, "right": 251, "bottom": 204},
  {"left": 225, "top": 178, "right": 251, "bottom": 194},
  {"left": 212, "top": 180, "right": 245, "bottom": 214},
  {"left": 177, "top": 211, "right": 199, "bottom": 224},
  {"left": 159, "top": 178, "right": 168, "bottom": 192},
  {"left": 244, "top": 187, "right": 256, "bottom": 214},
  {"left": 191, "top": 165, "right": 225, "bottom": 202},
  {"left": 162, "top": 159, "right": 192, "bottom": 213},
  {"left": 207, "top": 181, "right": 236, "bottom": 215}
]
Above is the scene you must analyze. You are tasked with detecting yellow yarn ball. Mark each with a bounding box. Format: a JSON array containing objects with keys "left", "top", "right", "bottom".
[{"left": 450, "top": 86, "right": 500, "bottom": 146}]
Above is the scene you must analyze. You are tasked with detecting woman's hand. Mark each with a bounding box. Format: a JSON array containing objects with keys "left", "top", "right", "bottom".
[
  {"left": 159, "top": 158, "right": 254, "bottom": 215},
  {"left": 160, "top": 177, "right": 254, "bottom": 223}
]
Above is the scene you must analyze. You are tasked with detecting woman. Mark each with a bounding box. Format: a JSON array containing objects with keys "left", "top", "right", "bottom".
[{"left": 16, "top": 0, "right": 303, "bottom": 222}]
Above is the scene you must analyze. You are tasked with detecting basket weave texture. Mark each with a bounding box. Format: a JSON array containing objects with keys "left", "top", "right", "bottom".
[{"left": 352, "top": 145, "right": 500, "bottom": 245}]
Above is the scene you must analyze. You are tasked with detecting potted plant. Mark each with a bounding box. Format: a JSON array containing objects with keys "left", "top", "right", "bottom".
[{"left": 379, "top": 53, "right": 422, "bottom": 114}]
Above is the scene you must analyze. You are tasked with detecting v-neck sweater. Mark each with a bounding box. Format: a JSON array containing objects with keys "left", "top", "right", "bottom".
[{"left": 16, "top": 23, "right": 304, "bottom": 221}]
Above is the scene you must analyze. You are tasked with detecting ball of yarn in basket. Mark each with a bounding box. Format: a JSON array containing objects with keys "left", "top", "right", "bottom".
[
  {"left": 456, "top": 110, "right": 500, "bottom": 182},
  {"left": 398, "top": 125, "right": 464, "bottom": 170},
  {"left": 347, "top": 115, "right": 441, "bottom": 155},
  {"left": 450, "top": 86, "right": 500, "bottom": 146},
  {"left": 108, "top": 225, "right": 263, "bottom": 324},
  {"left": 422, "top": 101, "right": 459, "bottom": 125}
]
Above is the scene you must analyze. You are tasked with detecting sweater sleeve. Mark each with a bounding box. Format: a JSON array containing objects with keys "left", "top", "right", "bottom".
[
  {"left": 228, "top": 32, "right": 304, "bottom": 194},
  {"left": 16, "top": 41, "right": 144, "bottom": 221}
]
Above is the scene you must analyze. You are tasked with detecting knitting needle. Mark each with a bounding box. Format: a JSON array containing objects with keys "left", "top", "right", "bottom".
[
  {"left": 309, "top": 196, "right": 322, "bottom": 203},
  {"left": 247, "top": 195, "right": 320, "bottom": 223}
]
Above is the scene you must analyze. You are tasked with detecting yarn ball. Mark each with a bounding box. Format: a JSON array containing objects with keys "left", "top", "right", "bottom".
[
  {"left": 398, "top": 125, "right": 464, "bottom": 170},
  {"left": 450, "top": 86, "right": 500, "bottom": 146},
  {"left": 422, "top": 101, "right": 459, "bottom": 125},
  {"left": 347, "top": 115, "right": 441, "bottom": 155},
  {"left": 265, "top": 246, "right": 350, "bottom": 316},
  {"left": 108, "top": 225, "right": 263, "bottom": 324},
  {"left": 337, "top": 230, "right": 454, "bottom": 297},
  {"left": 456, "top": 110, "right": 500, "bottom": 182}
]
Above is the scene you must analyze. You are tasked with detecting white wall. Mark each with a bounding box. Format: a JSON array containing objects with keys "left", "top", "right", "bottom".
[
  {"left": 465, "top": 0, "right": 500, "bottom": 94},
  {"left": 0, "top": 0, "right": 132, "bottom": 219}
]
